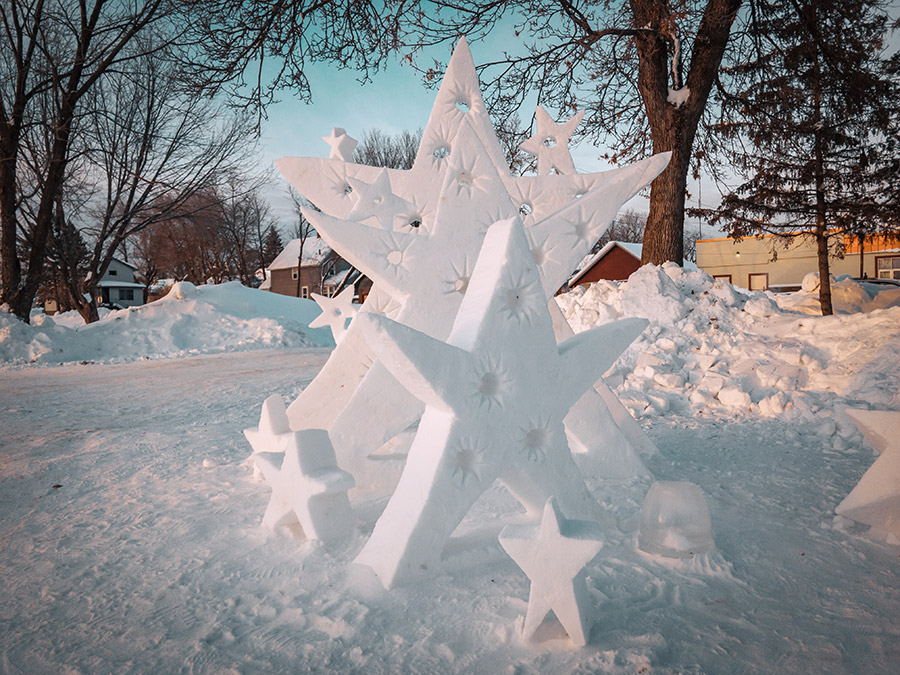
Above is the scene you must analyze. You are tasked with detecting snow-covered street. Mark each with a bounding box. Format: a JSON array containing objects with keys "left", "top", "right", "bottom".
[{"left": 2, "top": 330, "right": 898, "bottom": 672}]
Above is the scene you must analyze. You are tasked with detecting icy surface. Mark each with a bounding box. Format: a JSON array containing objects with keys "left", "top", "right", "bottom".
[
  {"left": 2, "top": 269, "right": 900, "bottom": 671},
  {"left": 639, "top": 481, "right": 715, "bottom": 558}
]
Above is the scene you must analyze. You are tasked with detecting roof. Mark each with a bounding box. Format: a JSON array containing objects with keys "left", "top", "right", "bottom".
[
  {"left": 268, "top": 237, "right": 333, "bottom": 270},
  {"left": 96, "top": 280, "right": 145, "bottom": 289},
  {"left": 110, "top": 257, "right": 138, "bottom": 271},
  {"left": 569, "top": 241, "right": 697, "bottom": 286}
]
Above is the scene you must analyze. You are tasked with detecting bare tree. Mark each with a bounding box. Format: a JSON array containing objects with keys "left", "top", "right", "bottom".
[
  {"left": 289, "top": 186, "right": 316, "bottom": 298},
  {"left": 55, "top": 51, "right": 255, "bottom": 322},
  {"left": 353, "top": 128, "right": 421, "bottom": 169},
  {"left": 0, "top": 0, "right": 183, "bottom": 322}
]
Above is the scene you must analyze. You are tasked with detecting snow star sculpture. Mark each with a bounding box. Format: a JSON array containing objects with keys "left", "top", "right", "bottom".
[
  {"left": 272, "top": 37, "right": 669, "bottom": 492},
  {"left": 499, "top": 497, "right": 605, "bottom": 646},
  {"left": 353, "top": 218, "right": 647, "bottom": 587}
]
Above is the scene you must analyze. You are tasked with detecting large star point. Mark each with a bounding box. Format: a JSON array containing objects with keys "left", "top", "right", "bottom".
[{"left": 836, "top": 408, "right": 900, "bottom": 538}]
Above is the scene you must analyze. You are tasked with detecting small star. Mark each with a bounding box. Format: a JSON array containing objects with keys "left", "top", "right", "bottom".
[
  {"left": 835, "top": 408, "right": 900, "bottom": 538},
  {"left": 520, "top": 106, "right": 585, "bottom": 176},
  {"left": 243, "top": 394, "right": 292, "bottom": 456},
  {"left": 254, "top": 429, "right": 356, "bottom": 544},
  {"left": 322, "top": 127, "right": 358, "bottom": 161},
  {"left": 346, "top": 169, "right": 417, "bottom": 229},
  {"left": 309, "top": 286, "right": 358, "bottom": 344},
  {"left": 499, "top": 497, "right": 605, "bottom": 646}
]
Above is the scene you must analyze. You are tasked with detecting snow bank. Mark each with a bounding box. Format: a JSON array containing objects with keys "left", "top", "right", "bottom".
[
  {"left": 557, "top": 264, "right": 900, "bottom": 431},
  {"left": 0, "top": 282, "right": 333, "bottom": 366}
]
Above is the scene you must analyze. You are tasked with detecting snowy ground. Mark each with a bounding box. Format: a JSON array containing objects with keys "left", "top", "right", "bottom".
[{"left": 2, "top": 272, "right": 899, "bottom": 673}]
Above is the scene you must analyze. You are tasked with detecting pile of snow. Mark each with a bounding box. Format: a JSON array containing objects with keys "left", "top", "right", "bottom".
[
  {"left": 557, "top": 264, "right": 900, "bottom": 428},
  {"left": 0, "top": 282, "right": 333, "bottom": 366}
]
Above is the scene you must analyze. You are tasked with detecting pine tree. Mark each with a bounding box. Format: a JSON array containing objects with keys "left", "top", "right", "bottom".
[
  {"left": 261, "top": 224, "right": 283, "bottom": 269},
  {"left": 708, "top": 0, "right": 899, "bottom": 315}
]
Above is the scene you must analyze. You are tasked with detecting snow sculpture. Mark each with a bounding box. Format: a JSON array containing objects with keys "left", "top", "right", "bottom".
[
  {"left": 322, "top": 127, "right": 358, "bottom": 161},
  {"left": 273, "top": 37, "right": 669, "bottom": 490},
  {"left": 254, "top": 429, "right": 355, "bottom": 543},
  {"left": 499, "top": 497, "right": 605, "bottom": 646},
  {"left": 244, "top": 394, "right": 292, "bottom": 478},
  {"left": 638, "top": 481, "right": 715, "bottom": 558},
  {"left": 519, "top": 106, "right": 585, "bottom": 176},
  {"left": 835, "top": 409, "right": 900, "bottom": 540},
  {"left": 352, "top": 218, "right": 648, "bottom": 587},
  {"left": 309, "top": 287, "right": 358, "bottom": 344}
]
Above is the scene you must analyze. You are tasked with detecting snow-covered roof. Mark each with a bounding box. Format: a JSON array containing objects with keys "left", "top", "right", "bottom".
[
  {"left": 569, "top": 241, "right": 697, "bottom": 286},
  {"left": 96, "top": 280, "right": 145, "bottom": 289},
  {"left": 268, "top": 237, "right": 333, "bottom": 270},
  {"left": 259, "top": 276, "right": 271, "bottom": 290}
]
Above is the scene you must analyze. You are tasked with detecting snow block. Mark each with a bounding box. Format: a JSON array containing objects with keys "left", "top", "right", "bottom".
[
  {"left": 639, "top": 481, "right": 715, "bottom": 558},
  {"left": 499, "top": 498, "right": 605, "bottom": 646}
]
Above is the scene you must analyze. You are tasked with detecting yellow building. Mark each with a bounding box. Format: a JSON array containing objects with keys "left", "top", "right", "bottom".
[{"left": 696, "top": 232, "right": 900, "bottom": 290}]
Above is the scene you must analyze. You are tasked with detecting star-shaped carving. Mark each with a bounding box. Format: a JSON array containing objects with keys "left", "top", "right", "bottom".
[
  {"left": 835, "top": 408, "right": 900, "bottom": 538},
  {"left": 243, "top": 394, "right": 292, "bottom": 456},
  {"left": 345, "top": 169, "right": 418, "bottom": 229},
  {"left": 499, "top": 497, "right": 605, "bottom": 646},
  {"left": 520, "top": 106, "right": 585, "bottom": 176},
  {"left": 303, "top": 119, "right": 666, "bottom": 481},
  {"left": 322, "top": 127, "right": 358, "bottom": 161},
  {"left": 254, "top": 429, "right": 355, "bottom": 544},
  {"left": 272, "top": 37, "right": 669, "bottom": 492},
  {"left": 352, "top": 218, "right": 647, "bottom": 588},
  {"left": 309, "top": 286, "right": 358, "bottom": 344}
]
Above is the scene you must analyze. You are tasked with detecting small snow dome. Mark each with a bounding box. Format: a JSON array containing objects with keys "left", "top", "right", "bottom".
[{"left": 639, "top": 481, "right": 715, "bottom": 558}]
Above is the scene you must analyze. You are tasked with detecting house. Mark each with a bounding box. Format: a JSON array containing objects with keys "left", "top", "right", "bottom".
[
  {"left": 263, "top": 236, "right": 351, "bottom": 298},
  {"left": 44, "top": 257, "right": 145, "bottom": 314},
  {"left": 95, "top": 258, "right": 146, "bottom": 308},
  {"left": 567, "top": 241, "right": 697, "bottom": 289},
  {"left": 696, "top": 232, "right": 900, "bottom": 291}
]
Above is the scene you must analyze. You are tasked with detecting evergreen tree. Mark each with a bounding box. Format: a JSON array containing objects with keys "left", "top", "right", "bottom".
[
  {"left": 261, "top": 224, "right": 283, "bottom": 269},
  {"left": 708, "top": 0, "right": 899, "bottom": 314}
]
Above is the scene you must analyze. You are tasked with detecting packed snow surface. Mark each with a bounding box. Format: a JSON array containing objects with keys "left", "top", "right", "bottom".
[
  {"left": 0, "top": 281, "right": 333, "bottom": 366},
  {"left": 2, "top": 267, "right": 900, "bottom": 672}
]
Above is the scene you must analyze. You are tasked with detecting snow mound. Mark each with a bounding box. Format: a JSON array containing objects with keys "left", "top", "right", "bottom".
[
  {"left": 557, "top": 265, "right": 900, "bottom": 426},
  {"left": 0, "top": 282, "right": 333, "bottom": 366}
]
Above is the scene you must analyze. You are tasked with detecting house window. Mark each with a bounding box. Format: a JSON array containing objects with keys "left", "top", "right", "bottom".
[
  {"left": 713, "top": 274, "right": 732, "bottom": 283},
  {"left": 748, "top": 273, "right": 769, "bottom": 291},
  {"left": 876, "top": 256, "right": 900, "bottom": 280},
  {"left": 120, "top": 289, "right": 134, "bottom": 301},
  {"left": 292, "top": 268, "right": 299, "bottom": 280},
  {"left": 301, "top": 286, "right": 309, "bottom": 299},
  {"left": 108, "top": 268, "right": 118, "bottom": 276}
]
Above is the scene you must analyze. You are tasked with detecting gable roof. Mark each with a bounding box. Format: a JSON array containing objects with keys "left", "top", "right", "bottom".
[
  {"left": 568, "top": 241, "right": 697, "bottom": 286},
  {"left": 110, "top": 256, "right": 138, "bottom": 271},
  {"left": 268, "top": 237, "right": 333, "bottom": 270}
]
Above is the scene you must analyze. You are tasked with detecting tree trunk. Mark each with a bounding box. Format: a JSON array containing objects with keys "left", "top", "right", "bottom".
[
  {"left": 630, "top": 0, "right": 742, "bottom": 265},
  {"left": 0, "top": 135, "right": 22, "bottom": 308},
  {"left": 811, "top": 31, "right": 833, "bottom": 316}
]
